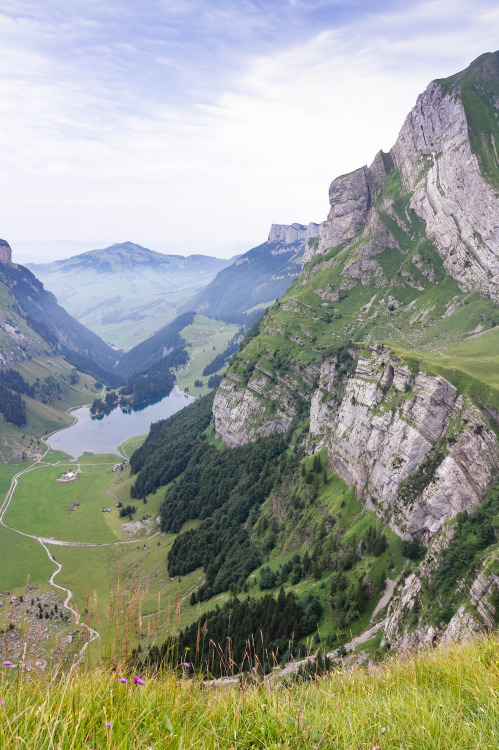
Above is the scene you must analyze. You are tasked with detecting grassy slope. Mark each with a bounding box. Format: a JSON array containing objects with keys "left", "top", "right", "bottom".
[
  {"left": 0, "top": 354, "right": 100, "bottom": 463},
  {"left": 174, "top": 315, "right": 239, "bottom": 396},
  {"left": 2, "top": 635, "right": 499, "bottom": 748}
]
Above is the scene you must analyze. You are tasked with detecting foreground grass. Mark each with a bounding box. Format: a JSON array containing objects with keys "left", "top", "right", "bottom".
[{"left": 2, "top": 636, "right": 499, "bottom": 748}]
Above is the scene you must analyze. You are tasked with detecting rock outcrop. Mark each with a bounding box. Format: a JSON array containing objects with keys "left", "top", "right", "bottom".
[
  {"left": 0, "top": 239, "right": 12, "bottom": 264},
  {"left": 309, "top": 346, "right": 499, "bottom": 540},
  {"left": 268, "top": 222, "right": 321, "bottom": 245},
  {"left": 306, "top": 52, "right": 499, "bottom": 300},
  {"left": 384, "top": 542, "right": 499, "bottom": 650}
]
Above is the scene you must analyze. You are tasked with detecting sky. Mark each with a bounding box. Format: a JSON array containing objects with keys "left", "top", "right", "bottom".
[{"left": 1, "top": 0, "right": 498, "bottom": 263}]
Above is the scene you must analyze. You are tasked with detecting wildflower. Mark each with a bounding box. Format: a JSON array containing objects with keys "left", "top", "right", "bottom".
[
  {"left": 182, "top": 662, "right": 191, "bottom": 668},
  {"left": 2, "top": 661, "right": 14, "bottom": 667},
  {"left": 105, "top": 721, "right": 113, "bottom": 728},
  {"left": 381, "top": 727, "right": 387, "bottom": 734},
  {"left": 134, "top": 676, "right": 146, "bottom": 686},
  {"left": 119, "top": 677, "right": 129, "bottom": 683},
  {"left": 0, "top": 700, "right": 5, "bottom": 707}
]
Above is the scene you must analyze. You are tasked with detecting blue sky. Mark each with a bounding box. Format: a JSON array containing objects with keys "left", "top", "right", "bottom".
[{"left": 1, "top": 0, "right": 498, "bottom": 261}]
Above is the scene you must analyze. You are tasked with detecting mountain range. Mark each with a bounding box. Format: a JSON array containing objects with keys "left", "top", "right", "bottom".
[
  {"left": 2, "top": 51, "right": 499, "bottom": 664},
  {"left": 133, "top": 51, "right": 499, "bottom": 660},
  {"left": 27, "top": 242, "right": 233, "bottom": 349}
]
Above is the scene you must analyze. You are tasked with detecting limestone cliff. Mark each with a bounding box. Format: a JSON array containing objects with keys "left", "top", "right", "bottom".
[
  {"left": 184, "top": 221, "right": 321, "bottom": 322},
  {"left": 303, "top": 53, "right": 499, "bottom": 302},
  {"left": 309, "top": 346, "right": 499, "bottom": 541},
  {"left": 268, "top": 222, "right": 321, "bottom": 246},
  {"left": 211, "top": 54, "right": 499, "bottom": 651},
  {"left": 0, "top": 239, "right": 12, "bottom": 264}
]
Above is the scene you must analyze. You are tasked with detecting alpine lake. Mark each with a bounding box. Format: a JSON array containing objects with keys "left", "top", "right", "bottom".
[{"left": 47, "top": 388, "right": 193, "bottom": 459}]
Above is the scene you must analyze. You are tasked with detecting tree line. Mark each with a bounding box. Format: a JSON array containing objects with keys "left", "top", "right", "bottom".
[{"left": 140, "top": 587, "right": 322, "bottom": 677}]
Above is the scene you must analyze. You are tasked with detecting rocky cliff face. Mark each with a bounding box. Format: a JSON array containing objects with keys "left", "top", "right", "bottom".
[
  {"left": 268, "top": 222, "right": 321, "bottom": 245},
  {"left": 0, "top": 239, "right": 12, "bottom": 264},
  {"left": 383, "top": 535, "right": 499, "bottom": 650},
  {"left": 309, "top": 346, "right": 499, "bottom": 541},
  {"left": 305, "top": 52, "right": 499, "bottom": 300}
]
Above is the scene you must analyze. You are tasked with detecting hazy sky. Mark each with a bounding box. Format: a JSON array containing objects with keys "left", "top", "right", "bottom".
[{"left": 1, "top": 0, "right": 498, "bottom": 262}]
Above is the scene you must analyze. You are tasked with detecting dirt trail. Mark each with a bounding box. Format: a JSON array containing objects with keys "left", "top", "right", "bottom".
[{"left": 0, "top": 413, "right": 150, "bottom": 665}]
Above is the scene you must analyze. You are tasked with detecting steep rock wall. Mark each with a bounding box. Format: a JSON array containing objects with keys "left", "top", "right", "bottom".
[
  {"left": 0, "top": 239, "right": 12, "bottom": 264},
  {"left": 306, "top": 61, "right": 499, "bottom": 299},
  {"left": 309, "top": 346, "right": 499, "bottom": 540},
  {"left": 268, "top": 222, "right": 321, "bottom": 245},
  {"left": 392, "top": 81, "right": 499, "bottom": 300}
]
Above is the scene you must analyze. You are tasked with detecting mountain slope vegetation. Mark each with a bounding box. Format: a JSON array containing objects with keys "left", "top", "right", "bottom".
[
  {"left": 128, "top": 52, "right": 499, "bottom": 662},
  {"left": 180, "top": 223, "right": 320, "bottom": 323}
]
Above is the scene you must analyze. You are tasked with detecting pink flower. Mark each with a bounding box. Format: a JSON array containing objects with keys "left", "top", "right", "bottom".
[
  {"left": 182, "top": 662, "right": 191, "bottom": 668},
  {"left": 119, "top": 677, "right": 128, "bottom": 683},
  {"left": 0, "top": 700, "right": 5, "bottom": 707},
  {"left": 134, "top": 676, "right": 146, "bottom": 686},
  {"left": 2, "top": 661, "right": 13, "bottom": 667},
  {"left": 104, "top": 721, "right": 113, "bottom": 728},
  {"left": 381, "top": 727, "right": 387, "bottom": 734}
]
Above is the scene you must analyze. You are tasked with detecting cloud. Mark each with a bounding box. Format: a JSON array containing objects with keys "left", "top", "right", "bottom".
[{"left": 0, "top": 0, "right": 498, "bottom": 258}]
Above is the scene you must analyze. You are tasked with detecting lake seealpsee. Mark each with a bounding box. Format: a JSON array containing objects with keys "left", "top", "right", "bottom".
[{"left": 47, "top": 388, "right": 193, "bottom": 459}]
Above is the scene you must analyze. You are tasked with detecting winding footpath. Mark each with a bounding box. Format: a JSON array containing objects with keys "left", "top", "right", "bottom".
[{"left": 0, "top": 413, "right": 155, "bottom": 666}]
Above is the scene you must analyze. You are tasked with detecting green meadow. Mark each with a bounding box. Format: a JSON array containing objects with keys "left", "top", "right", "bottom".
[
  {"left": 175, "top": 315, "right": 239, "bottom": 396},
  {"left": 3, "top": 463, "right": 122, "bottom": 543}
]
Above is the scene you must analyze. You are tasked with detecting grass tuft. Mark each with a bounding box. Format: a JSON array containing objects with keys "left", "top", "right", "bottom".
[{"left": 2, "top": 635, "right": 499, "bottom": 747}]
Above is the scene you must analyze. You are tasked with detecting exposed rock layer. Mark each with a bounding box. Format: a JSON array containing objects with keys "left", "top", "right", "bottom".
[{"left": 0, "top": 239, "right": 12, "bottom": 264}]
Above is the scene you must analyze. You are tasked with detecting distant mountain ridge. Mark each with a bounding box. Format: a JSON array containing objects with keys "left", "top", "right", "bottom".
[
  {"left": 180, "top": 222, "right": 321, "bottom": 323},
  {"left": 0, "top": 251, "right": 117, "bottom": 375},
  {"left": 28, "top": 242, "right": 233, "bottom": 349}
]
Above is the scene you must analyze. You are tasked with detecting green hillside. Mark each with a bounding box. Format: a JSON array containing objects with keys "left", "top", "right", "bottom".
[{"left": 180, "top": 232, "right": 314, "bottom": 323}]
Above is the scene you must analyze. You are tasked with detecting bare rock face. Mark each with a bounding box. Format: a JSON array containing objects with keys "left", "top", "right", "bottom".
[
  {"left": 392, "top": 80, "right": 499, "bottom": 301},
  {"left": 303, "top": 168, "right": 373, "bottom": 264},
  {"left": 213, "top": 374, "right": 295, "bottom": 448},
  {"left": 268, "top": 222, "right": 321, "bottom": 245},
  {"left": 0, "top": 239, "right": 12, "bottom": 264},
  {"left": 384, "top": 544, "right": 499, "bottom": 650},
  {"left": 439, "top": 605, "right": 483, "bottom": 645},
  {"left": 309, "top": 346, "right": 499, "bottom": 541},
  {"left": 304, "top": 54, "right": 499, "bottom": 299}
]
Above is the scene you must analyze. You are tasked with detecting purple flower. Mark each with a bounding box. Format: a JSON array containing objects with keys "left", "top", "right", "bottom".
[
  {"left": 182, "top": 662, "right": 191, "bottom": 668},
  {"left": 2, "top": 661, "right": 13, "bottom": 667},
  {"left": 134, "top": 676, "right": 146, "bottom": 686},
  {"left": 0, "top": 700, "right": 5, "bottom": 707},
  {"left": 104, "top": 721, "right": 113, "bottom": 728},
  {"left": 119, "top": 677, "right": 128, "bottom": 683}
]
